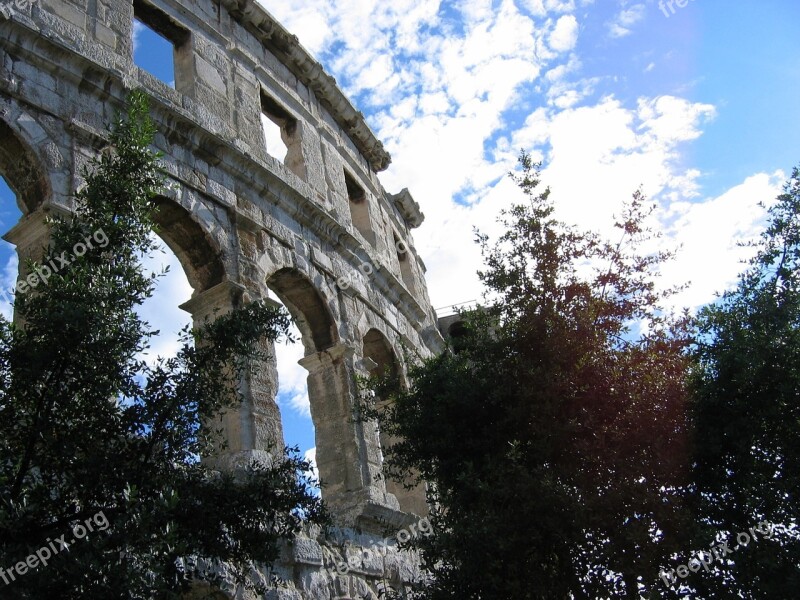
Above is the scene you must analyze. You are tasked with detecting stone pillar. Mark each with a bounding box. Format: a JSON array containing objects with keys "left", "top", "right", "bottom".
[
  {"left": 299, "top": 343, "right": 398, "bottom": 521},
  {"left": 378, "top": 424, "right": 429, "bottom": 517},
  {"left": 247, "top": 297, "right": 285, "bottom": 455},
  {"left": 2, "top": 209, "right": 51, "bottom": 261},
  {"left": 179, "top": 281, "right": 284, "bottom": 469},
  {"left": 358, "top": 358, "right": 429, "bottom": 518},
  {"left": 2, "top": 210, "right": 53, "bottom": 324}
]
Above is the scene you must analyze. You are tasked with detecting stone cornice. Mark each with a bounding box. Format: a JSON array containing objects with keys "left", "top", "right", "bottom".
[
  {"left": 220, "top": 0, "right": 392, "bottom": 173},
  {"left": 390, "top": 188, "right": 424, "bottom": 229}
]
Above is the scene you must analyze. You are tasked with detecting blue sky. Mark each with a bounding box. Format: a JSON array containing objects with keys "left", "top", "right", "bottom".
[{"left": 2, "top": 0, "right": 798, "bottom": 477}]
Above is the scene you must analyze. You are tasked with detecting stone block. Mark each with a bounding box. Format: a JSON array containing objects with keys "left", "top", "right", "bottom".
[
  {"left": 94, "top": 21, "right": 116, "bottom": 49},
  {"left": 194, "top": 53, "right": 226, "bottom": 96},
  {"left": 310, "top": 245, "right": 333, "bottom": 275},
  {"left": 291, "top": 537, "right": 324, "bottom": 566},
  {"left": 46, "top": 0, "right": 86, "bottom": 29}
]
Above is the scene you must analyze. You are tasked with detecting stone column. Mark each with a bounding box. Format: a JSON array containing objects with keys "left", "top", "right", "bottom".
[
  {"left": 179, "top": 281, "right": 284, "bottom": 469},
  {"left": 2, "top": 210, "right": 53, "bottom": 324},
  {"left": 358, "top": 358, "right": 429, "bottom": 518},
  {"left": 299, "top": 343, "right": 398, "bottom": 521}
]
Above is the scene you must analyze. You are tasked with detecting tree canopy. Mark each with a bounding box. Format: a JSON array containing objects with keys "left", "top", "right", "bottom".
[
  {"left": 365, "top": 153, "right": 695, "bottom": 599},
  {"left": 367, "top": 156, "right": 800, "bottom": 599},
  {"left": 687, "top": 167, "right": 800, "bottom": 598}
]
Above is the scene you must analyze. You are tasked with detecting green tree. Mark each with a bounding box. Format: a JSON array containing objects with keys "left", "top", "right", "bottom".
[
  {"left": 365, "top": 153, "right": 694, "bottom": 599},
  {"left": 688, "top": 167, "right": 800, "bottom": 598},
  {"left": 0, "top": 90, "right": 324, "bottom": 599}
]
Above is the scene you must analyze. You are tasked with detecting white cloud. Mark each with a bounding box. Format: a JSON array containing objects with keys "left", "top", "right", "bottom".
[
  {"left": 608, "top": 3, "right": 645, "bottom": 38},
  {"left": 135, "top": 235, "right": 194, "bottom": 363},
  {"left": 660, "top": 172, "right": 783, "bottom": 310},
  {"left": 273, "top": 316, "right": 311, "bottom": 419},
  {"left": 132, "top": 20, "right": 145, "bottom": 53},
  {"left": 303, "top": 447, "right": 319, "bottom": 483},
  {"left": 495, "top": 94, "right": 776, "bottom": 313},
  {"left": 302, "top": 447, "right": 320, "bottom": 496},
  {"left": 500, "top": 95, "right": 715, "bottom": 231},
  {"left": 549, "top": 14, "right": 580, "bottom": 51},
  {"left": 521, "top": 0, "right": 583, "bottom": 17}
]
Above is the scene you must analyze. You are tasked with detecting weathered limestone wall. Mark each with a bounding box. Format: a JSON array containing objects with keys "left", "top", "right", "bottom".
[{"left": 0, "top": 0, "right": 443, "bottom": 596}]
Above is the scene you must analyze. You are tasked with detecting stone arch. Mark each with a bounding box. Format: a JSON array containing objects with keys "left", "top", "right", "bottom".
[
  {"left": 151, "top": 196, "right": 226, "bottom": 295},
  {"left": 0, "top": 115, "right": 51, "bottom": 215},
  {"left": 361, "top": 328, "right": 427, "bottom": 516},
  {"left": 266, "top": 267, "right": 337, "bottom": 353},
  {"left": 155, "top": 196, "right": 271, "bottom": 465},
  {"left": 266, "top": 267, "right": 374, "bottom": 513},
  {"left": 0, "top": 112, "right": 54, "bottom": 324},
  {"left": 362, "top": 328, "right": 399, "bottom": 379}
]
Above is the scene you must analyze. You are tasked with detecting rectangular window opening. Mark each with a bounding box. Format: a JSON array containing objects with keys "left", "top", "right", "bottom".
[
  {"left": 394, "top": 232, "right": 415, "bottom": 291},
  {"left": 345, "top": 170, "right": 372, "bottom": 244},
  {"left": 345, "top": 170, "right": 366, "bottom": 204},
  {"left": 132, "top": 0, "right": 189, "bottom": 89},
  {"left": 260, "top": 92, "right": 296, "bottom": 165}
]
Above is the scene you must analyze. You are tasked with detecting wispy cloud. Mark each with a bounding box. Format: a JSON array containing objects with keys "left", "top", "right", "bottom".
[
  {"left": 134, "top": 234, "right": 193, "bottom": 364},
  {"left": 608, "top": 3, "right": 646, "bottom": 38},
  {"left": 132, "top": 20, "right": 145, "bottom": 53},
  {"left": 274, "top": 319, "right": 311, "bottom": 419}
]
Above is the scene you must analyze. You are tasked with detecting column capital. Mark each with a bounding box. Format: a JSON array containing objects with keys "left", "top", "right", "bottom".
[
  {"left": 297, "top": 342, "right": 354, "bottom": 374},
  {"left": 357, "top": 356, "right": 379, "bottom": 375},
  {"left": 262, "top": 296, "right": 283, "bottom": 311},
  {"left": 179, "top": 280, "right": 247, "bottom": 321},
  {"left": 1, "top": 208, "right": 62, "bottom": 255}
]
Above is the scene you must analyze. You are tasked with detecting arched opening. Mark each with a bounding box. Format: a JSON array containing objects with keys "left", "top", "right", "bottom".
[
  {"left": 271, "top": 296, "right": 318, "bottom": 495},
  {"left": 267, "top": 268, "right": 365, "bottom": 508},
  {"left": 152, "top": 199, "right": 285, "bottom": 462},
  {"left": 448, "top": 320, "right": 470, "bottom": 355},
  {"left": 362, "top": 328, "right": 427, "bottom": 516},
  {"left": 0, "top": 119, "right": 49, "bottom": 215},
  {"left": 137, "top": 197, "right": 224, "bottom": 364},
  {"left": 152, "top": 197, "right": 226, "bottom": 294},
  {"left": 0, "top": 117, "right": 50, "bottom": 322},
  {"left": 134, "top": 232, "right": 194, "bottom": 363},
  {"left": 267, "top": 268, "right": 336, "bottom": 353},
  {"left": 0, "top": 176, "right": 22, "bottom": 321}
]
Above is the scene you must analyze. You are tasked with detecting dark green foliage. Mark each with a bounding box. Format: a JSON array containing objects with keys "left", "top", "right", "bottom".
[
  {"left": 687, "top": 167, "right": 800, "bottom": 598},
  {"left": 365, "top": 153, "right": 694, "bottom": 599},
  {"left": 0, "top": 90, "right": 324, "bottom": 598}
]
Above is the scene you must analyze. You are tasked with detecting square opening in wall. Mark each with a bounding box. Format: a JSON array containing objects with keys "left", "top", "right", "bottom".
[
  {"left": 394, "top": 232, "right": 416, "bottom": 292},
  {"left": 345, "top": 170, "right": 372, "bottom": 244},
  {"left": 260, "top": 93, "right": 296, "bottom": 164},
  {"left": 260, "top": 92, "right": 306, "bottom": 179},
  {"left": 132, "top": 0, "right": 190, "bottom": 89}
]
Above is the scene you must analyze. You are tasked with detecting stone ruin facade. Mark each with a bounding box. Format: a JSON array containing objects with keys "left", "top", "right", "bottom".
[{"left": 0, "top": 0, "right": 445, "bottom": 597}]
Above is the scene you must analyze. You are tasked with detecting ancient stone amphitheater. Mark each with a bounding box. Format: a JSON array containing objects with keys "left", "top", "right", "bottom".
[{"left": 0, "top": 0, "right": 444, "bottom": 597}]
